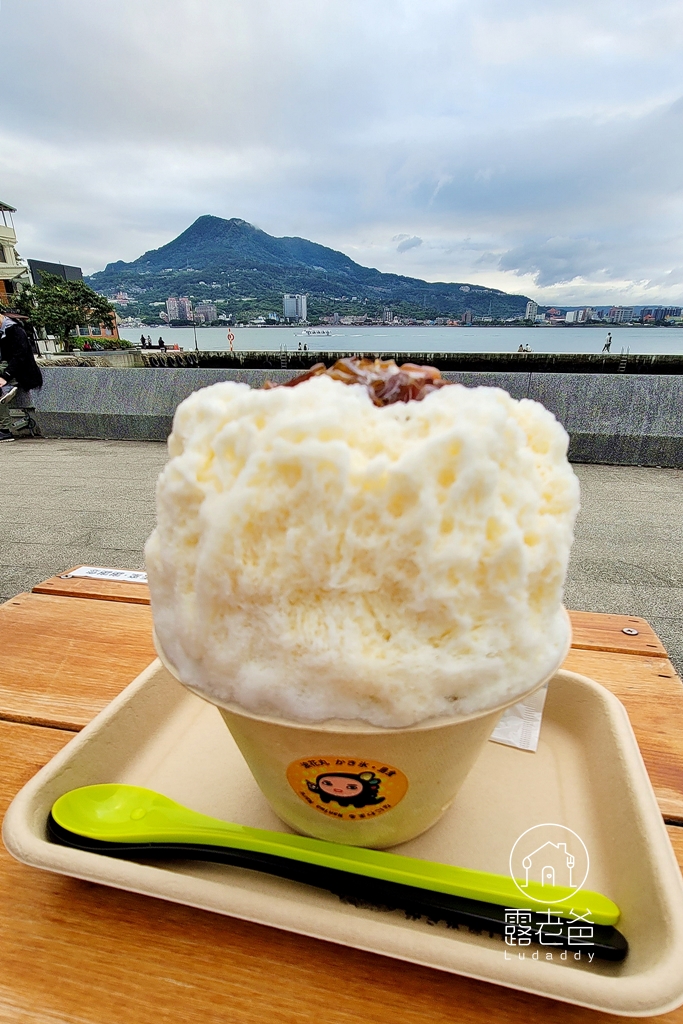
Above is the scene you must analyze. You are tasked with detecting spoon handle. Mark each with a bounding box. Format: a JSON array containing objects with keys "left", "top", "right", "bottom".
[{"left": 51, "top": 785, "right": 619, "bottom": 925}]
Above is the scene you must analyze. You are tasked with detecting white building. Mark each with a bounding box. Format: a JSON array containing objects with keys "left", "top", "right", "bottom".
[
  {"left": 525, "top": 300, "right": 538, "bottom": 321},
  {"left": 283, "top": 293, "right": 307, "bottom": 321},
  {"left": 609, "top": 306, "right": 634, "bottom": 323},
  {"left": 0, "top": 200, "right": 30, "bottom": 306}
]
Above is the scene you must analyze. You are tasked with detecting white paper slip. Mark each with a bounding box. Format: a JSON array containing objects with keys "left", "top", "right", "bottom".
[
  {"left": 489, "top": 682, "right": 549, "bottom": 752},
  {"left": 60, "top": 566, "right": 148, "bottom": 584}
]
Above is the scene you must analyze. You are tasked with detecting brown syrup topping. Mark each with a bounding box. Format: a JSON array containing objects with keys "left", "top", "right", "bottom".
[{"left": 264, "top": 357, "right": 451, "bottom": 406}]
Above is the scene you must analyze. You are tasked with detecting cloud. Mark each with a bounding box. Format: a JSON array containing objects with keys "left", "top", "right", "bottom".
[
  {"left": 396, "top": 236, "right": 423, "bottom": 253},
  {"left": 1, "top": 0, "right": 683, "bottom": 302},
  {"left": 498, "top": 237, "right": 607, "bottom": 287}
]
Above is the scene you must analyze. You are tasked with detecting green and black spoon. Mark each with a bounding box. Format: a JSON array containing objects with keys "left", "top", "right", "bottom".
[{"left": 48, "top": 784, "right": 628, "bottom": 961}]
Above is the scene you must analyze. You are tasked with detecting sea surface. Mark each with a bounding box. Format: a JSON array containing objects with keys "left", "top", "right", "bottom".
[{"left": 119, "top": 325, "right": 683, "bottom": 356}]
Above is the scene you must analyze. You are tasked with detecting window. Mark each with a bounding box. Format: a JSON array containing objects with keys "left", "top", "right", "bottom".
[{"left": 0, "top": 246, "right": 5, "bottom": 263}]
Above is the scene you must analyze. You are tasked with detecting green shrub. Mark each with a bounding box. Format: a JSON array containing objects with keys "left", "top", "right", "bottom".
[{"left": 70, "top": 336, "right": 132, "bottom": 350}]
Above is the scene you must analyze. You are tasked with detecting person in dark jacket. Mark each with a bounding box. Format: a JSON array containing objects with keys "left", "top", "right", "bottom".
[{"left": 0, "top": 313, "right": 43, "bottom": 442}]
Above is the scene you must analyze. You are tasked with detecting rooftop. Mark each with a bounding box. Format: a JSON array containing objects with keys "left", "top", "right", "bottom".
[{"left": 1, "top": 439, "right": 681, "bottom": 676}]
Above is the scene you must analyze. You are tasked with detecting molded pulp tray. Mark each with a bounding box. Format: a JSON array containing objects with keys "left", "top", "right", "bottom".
[{"left": 4, "top": 663, "right": 683, "bottom": 1017}]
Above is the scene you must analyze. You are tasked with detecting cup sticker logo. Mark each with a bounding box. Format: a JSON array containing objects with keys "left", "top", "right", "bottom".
[{"left": 287, "top": 756, "right": 408, "bottom": 820}]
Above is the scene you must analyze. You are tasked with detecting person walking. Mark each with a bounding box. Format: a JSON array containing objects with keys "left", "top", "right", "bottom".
[
  {"left": 602, "top": 332, "right": 612, "bottom": 352},
  {"left": 0, "top": 313, "right": 43, "bottom": 442}
]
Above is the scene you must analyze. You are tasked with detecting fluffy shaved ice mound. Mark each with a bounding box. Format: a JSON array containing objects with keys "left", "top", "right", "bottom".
[{"left": 146, "top": 376, "right": 579, "bottom": 727}]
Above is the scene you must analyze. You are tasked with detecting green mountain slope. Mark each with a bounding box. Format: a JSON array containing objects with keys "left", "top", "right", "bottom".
[{"left": 87, "top": 215, "right": 531, "bottom": 322}]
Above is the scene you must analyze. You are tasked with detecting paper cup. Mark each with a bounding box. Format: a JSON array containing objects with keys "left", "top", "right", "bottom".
[{"left": 154, "top": 621, "right": 570, "bottom": 847}]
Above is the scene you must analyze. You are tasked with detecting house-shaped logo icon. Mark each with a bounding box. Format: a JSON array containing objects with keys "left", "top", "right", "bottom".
[{"left": 521, "top": 841, "right": 575, "bottom": 888}]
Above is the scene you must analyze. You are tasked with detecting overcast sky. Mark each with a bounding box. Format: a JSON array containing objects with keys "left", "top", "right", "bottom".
[{"left": 2, "top": 0, "right": 682, "bottom": 304}]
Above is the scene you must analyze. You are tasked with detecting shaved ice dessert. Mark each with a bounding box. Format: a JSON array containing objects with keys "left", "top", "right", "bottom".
[{"left": 146, "top": 358, "right": 579, "bottom": 729}]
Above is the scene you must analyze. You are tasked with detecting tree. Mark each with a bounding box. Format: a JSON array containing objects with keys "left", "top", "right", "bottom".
[{"left": 15, "top": 274, "right": 117, "bottom": 351}]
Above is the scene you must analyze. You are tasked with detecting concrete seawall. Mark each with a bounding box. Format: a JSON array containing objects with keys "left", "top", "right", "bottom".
[{"left": 28, "top": 367, "right": 683, "bottom": 467}]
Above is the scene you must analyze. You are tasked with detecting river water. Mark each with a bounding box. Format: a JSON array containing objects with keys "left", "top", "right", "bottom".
[{"left": 119, "top": 325, "right": 683, "bottom": 356}]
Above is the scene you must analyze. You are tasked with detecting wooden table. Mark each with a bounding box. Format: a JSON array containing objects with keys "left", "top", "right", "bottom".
[{"left": 1, "top": 568, "right": 682, "bottom": 1023}]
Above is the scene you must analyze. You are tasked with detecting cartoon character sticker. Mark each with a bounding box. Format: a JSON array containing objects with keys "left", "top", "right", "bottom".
[{"left": 286, "top": 756, "right": 408, "bottom": 820}]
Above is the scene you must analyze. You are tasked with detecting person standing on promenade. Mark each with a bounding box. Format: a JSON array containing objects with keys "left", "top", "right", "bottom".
[
  {"left": 0, "top": 312, "right": 43, "bottom": 442},
  {"left": 603, "top": 332, "right": 612, "bottom": 352}
]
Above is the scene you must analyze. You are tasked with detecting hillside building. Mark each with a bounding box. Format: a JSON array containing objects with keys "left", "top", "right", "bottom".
[
  {"left": 525, "top": 300, "right": 538, "bottom": 321},
  {"left": 166, "top": 296, "right": 193, "bottom": 321},
  {"left": 283, "top": 293, "right": 307, "bottom": 321},
  {"left": 0, "top": 200, "right": 30, "bottom": 306},
  {"left": 194, "top": 301, "right": 217, "bottom": 323}
]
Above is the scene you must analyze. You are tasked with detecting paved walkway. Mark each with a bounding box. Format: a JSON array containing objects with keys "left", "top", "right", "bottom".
[{"left": 1, "top": 439, "right": 681, "bottom": 675}]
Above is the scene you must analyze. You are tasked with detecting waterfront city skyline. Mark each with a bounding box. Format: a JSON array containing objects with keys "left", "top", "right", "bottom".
[{"left": 1, "top": 0, "right": 683, "bottom": 307}]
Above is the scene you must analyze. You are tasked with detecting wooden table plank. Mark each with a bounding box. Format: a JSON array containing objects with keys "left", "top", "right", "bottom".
[
  {"left": 33, "top": 567, "right": 151, "bottom": 606},
  {"left": 567, "top": 610, "right": 668, "bottom": 658},
  {"left": 0, "top": 592, "right": 155, "bottom": 731},
  {"left": 2, "top": 720, "right": 682, "bottom": 1024},
  {"left": 31, "top": 569, "right": 673, "bottom": 661},
  {"left": 562, "top": 648, "right": 683, "bottom": 822},
  {"left": 6, "top": 587, "right": 683, "bottom": 822}
]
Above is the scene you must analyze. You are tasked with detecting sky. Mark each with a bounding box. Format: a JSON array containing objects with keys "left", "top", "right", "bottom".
[{"left": 1, "top": 0, "right": 683, "bottom": 305}]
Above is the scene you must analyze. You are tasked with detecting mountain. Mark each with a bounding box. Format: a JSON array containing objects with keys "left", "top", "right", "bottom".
[{"left": 87, "top": 216, "right": 531, "bottom": 322}]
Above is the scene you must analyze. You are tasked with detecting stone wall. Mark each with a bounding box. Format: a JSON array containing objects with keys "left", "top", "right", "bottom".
[{"left": 26, "top": 367, "right": 683, "bottom": 467}]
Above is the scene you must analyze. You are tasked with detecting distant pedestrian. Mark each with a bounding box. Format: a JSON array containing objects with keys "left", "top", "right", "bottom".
[
  {"left": 303, "top": 343, "right": 308, "bottom": 351},
  {"left": 140, "top": 333, "right": 146, "bottom": 347},
  {"left": 517, "top": 344, "right": 524, "bottom": 352},
  {"left": 524, "top": 344, "right": 532, "bottom": 353},
  {"left": 159, "top": 338, "right": 166, "bottom": 351},
  {"left": 146, "top": 335, "right": 152, "bottom": 347},
  {"left": 0, "top": 313, "right": 43, "bottom": 443},
  {"left": 602, "top": 332, "right": 612, "bottom": 352}
]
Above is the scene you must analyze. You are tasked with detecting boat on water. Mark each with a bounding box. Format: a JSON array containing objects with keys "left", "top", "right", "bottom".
[{"left": 301, "top": 328, "right": 331, "bottom": 337}]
